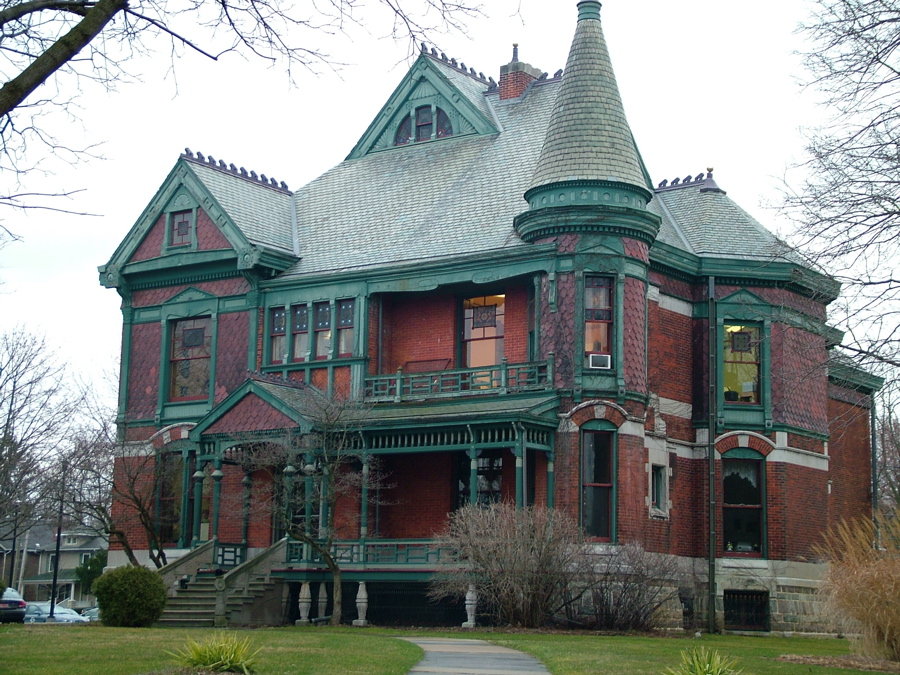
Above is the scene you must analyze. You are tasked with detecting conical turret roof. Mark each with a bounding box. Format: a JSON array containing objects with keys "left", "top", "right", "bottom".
[{"left": 529, "top": 1, "right": 646, "bottom": 190}]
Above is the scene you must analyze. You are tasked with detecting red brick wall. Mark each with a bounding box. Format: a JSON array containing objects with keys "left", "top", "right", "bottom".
[
  {"left": 215, "top": 312, "right": 250, "bottom": 402},
  {"left": 131, "top": 214, "right": 166, "bottom": 262},
  {"left": 132, "top": 278, "right": 250, "bottom": 308},
  {"left": 827, "top": 392, "right": 873, "bottom": 530},
  {"left": 378, "top": 453, "right": 456, "bottom": 538},
  {"left": 204, "top": 394, "right": 297, "bottom": 435},
  {"left": 541, "top": 274, "right": 576, "bottom": 388},
  {"left": 196, "top": 209, "right": 231, "bottom": 250},
  {"left": 129, "top": 208, "right": 233, "bottom": 263},
  {"left": 499, "top": 70, "right": 536, "bottom": 100},
  {"left": 127, "top": 323, "right": 162, "bottom": 420},
  {"left": 648, "top": 305, "right": 693, "bottom": 405},
  {"left": 381, "top": 295, "right": 457, "bottom": 372},
  {"left": 622, "top": 276, "right": 647, "bottom": 394},
  {"left": 771, "top": 325, "right": 829, "bottom": 435}
]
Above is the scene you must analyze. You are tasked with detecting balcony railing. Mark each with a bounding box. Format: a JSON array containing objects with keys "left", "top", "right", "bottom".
[
  {"left": 364, "top": 357, "right": 553, "bottom": 402},
  {"left": 285, "top": 538, "right": 457, "bottom": 567}
]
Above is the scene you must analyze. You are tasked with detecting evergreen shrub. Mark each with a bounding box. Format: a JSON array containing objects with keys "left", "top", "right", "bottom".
[{"left": 92, "top": 565, "right": 166, "bottom": 627}]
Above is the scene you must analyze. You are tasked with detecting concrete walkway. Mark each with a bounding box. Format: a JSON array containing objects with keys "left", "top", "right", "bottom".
[{"left": 401, "top": 637, "right": 551, "bottom": 675}]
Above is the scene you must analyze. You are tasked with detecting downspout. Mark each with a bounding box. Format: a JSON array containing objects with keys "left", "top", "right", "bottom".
[
  {"left": 871, "top": 398, "right": 878, "bottom": 517},
  {"left": 707, "top": 276, "right": 717, "bottom": 634}
]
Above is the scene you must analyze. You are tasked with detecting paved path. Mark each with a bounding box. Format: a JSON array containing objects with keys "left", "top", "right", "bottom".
[{"left": 402, "top": 637, "right": 551, "bottom": 675}]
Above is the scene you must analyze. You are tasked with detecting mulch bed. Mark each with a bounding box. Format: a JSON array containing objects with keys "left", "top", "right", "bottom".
[{"left": 778, "top": 655, "right": 900, "bottom": 672}]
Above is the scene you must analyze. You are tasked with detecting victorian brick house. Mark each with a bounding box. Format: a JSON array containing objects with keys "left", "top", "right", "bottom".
[{"left": 100, "top": 1, "right": 880, "bottom": 630}]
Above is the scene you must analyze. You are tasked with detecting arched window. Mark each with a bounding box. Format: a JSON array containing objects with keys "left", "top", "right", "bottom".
[
  {"left": 723, "top": 449, "right": 765, "bottom": 556},
  {"left": 393, "top": 106, "right": 453, "bottom": 146}
]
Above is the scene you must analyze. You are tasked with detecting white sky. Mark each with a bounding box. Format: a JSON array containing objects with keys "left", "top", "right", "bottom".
[{"left": 0, "top": 0, "right": 820, "bottom": 392}]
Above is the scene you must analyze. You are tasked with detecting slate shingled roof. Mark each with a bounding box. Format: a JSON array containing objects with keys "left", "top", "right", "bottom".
[
  {"left": 529, "top": 0, "right": 647, "bottom": 191},
  {"left": 180, "top": 3, "right": 803, "bottom": 279},
  {"left": 185, "top": 158, "right": 295, "bottom": 256}
]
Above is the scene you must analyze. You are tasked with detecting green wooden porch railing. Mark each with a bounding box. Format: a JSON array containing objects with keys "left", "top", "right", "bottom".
[
  {"left": 364, "top": 359, "right": 552, "bottom": 402},
  {"left": 285, "top": 538, "right": 457, "bottom": 566}
]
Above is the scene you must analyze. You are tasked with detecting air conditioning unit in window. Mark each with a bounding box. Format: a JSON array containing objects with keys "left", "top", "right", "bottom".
[{"left": 588, "top": 353, "right": 611, "bottom": 370}]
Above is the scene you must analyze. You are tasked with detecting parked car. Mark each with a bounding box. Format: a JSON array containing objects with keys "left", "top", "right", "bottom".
[
  {"left": 80, "top": 606, "right": 101, "bottom": 622},
  {"left": 0, "top": 588, "right": 26, "bottom": 623},
  {"left": 24, "top": 602, "right": 89, "bottom": 623}
]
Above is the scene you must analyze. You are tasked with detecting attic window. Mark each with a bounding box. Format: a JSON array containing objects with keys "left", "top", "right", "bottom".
[
  {"left": 170, "top": 210, "right": 192, "bottom": 247},
  {"left": 393, "top": 106, "right": 453, "bottom": 146}
]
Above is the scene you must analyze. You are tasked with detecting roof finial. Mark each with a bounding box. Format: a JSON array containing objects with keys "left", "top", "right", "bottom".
[
  {"left": 512, "top": 43, "right": 519, "bottom": 62},
  {"left": 577, "top": 1, "right": 602, "bottom": 21}
]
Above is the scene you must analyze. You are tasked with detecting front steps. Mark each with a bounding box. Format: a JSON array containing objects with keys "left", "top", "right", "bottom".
[{"left": 157, "top": 574, "right": 279, "bottom": 627}]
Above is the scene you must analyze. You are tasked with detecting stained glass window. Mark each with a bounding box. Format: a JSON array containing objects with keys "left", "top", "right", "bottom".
[
  {"left": 270, "top": 307, "right": 286, "bottom": 363},
  {"left": 314, "top": 302, "right": 332, "bottom": 359},
  {"left": 169, "top": 317, "right": 211, "bottom": 401},
  {"left": 170, "top": 211, "right": 192, "bottom": 247},
  {"left": 291, "top": 305, "right": 309, "bottom": 362}
]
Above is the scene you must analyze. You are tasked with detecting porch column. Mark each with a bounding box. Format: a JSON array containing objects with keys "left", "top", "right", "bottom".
[
  {"left": 241, "top": 473, "right": 252, "bottom": 544},
  {"left": 360, "top": 456, "right": 370, "bottom": 538},
  {"left": 547, "top": 457, "right": 555, "bottom": 508},
  {"left": 210, "top": 463, "right": 224, "bottom": 540},
  {"left": 317, "top": 583, "right": 328, "bottom": 619},
  {"left": 284, "top": 462, "right": 297, "bottom": 537},
  {"left": 296, "top": 582, "right": 311, "bottom": 625},
  {"left": 178, "top": 450, "right": 192, "bottom": 548},
  {"left": 303, "top": 453, "right": 314, "bottom": 538},
  {"left": 514, "top": 445, "right": 524, "bottom": 509},
  {"left": 191, "top": 466, "right": 205, "bottom": 545},
  {"left": 352, "top": 581, "right": 369, "bottom": 626},
  {"left": 468, "top": 449, "right": 478, "bottom": 505}
]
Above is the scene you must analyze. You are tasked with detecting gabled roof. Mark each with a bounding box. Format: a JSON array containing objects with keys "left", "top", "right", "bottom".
[
  {"left": 346, "top": 52, "right": 499, "bottom": 160},
  {"left": 100, "top": 153, "right": 297, "bottom": 287},
  {"left": 184, "top": 155, "right": 295, "bottom": 255},
  {"left": 287, "top": 79, "right": 557, "bottom": 278}
]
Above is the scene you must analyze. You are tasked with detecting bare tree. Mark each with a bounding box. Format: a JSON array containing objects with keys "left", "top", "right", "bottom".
[
  {"left": 0, "top": 328, "right": 81, "bottom": 541},
  {"left": 276, "top": 384, "right": 377, "bottom": 626},
  {"left": 0, "top": 0, "right": 486, "bottom": 219},
  {"left": 430, "top": 502, "right": 589, "bottom": 628},
  {"left": 784, "top": 0, "right": 900, "bottom": 372},
  {"left": 876, "top": 383, "right": 900, "bottom": 514}
]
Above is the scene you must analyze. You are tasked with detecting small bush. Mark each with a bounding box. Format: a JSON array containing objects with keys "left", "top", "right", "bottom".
[
  {"left": 168, "top": 632, "right": 260, "bottom": 674},
  {"left": 92, "top": 564, "right": 166, "bottom": 627},
  {"left": 663, "top": 647, "right": 743, "bottom": 675},
  {"left": 583, "top": 540, "right": 679, "bottom": 631},
  {"left": 817, "top": 512, "right": 900, "bottom": 661}
]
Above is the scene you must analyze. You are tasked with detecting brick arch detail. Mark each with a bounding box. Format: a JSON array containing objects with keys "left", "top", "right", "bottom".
[
  {"left": 566, "top": 399, "right": 628, "bottom": 430},
  {"left": 714, "top": 431, "right": 774, "bottom": 456},
  {"left": 149, "top": 423, "right": 197, "bottom": 450}
]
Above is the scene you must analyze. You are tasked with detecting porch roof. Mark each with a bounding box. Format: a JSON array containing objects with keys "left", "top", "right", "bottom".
[{"left": 361, "top": 393, "right": 560, "bottom": 429}]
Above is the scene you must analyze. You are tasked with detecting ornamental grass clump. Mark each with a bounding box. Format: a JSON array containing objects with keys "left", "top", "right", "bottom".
[
  {"left": 168, "top": 632, "right": 260, "bottom": 674},
  {"left": 663, "top": 646, "right": 743, "bottom": 675},
  {"left": 817, "top": 512, "right": 900, "bottom": 661}
]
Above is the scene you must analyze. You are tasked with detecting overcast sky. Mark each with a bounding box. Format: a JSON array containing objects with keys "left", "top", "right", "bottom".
[{"left": 0, "top": 0, "right": 820, "bottom": 395}]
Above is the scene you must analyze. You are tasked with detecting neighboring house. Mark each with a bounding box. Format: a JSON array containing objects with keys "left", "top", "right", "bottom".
[
  {"left": 3, "top": 526, "right": 106, "bottom": 608},
  {"left": 99, "top": 1, "right": 881, "bottom": 631}
]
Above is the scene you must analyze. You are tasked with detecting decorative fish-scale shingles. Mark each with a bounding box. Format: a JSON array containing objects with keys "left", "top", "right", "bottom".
[{"left": 529, "top": 17, "right": 644, "bottom": 188}]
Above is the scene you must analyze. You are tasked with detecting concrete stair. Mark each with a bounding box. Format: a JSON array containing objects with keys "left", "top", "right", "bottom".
[{"left": 157, "top": 574, "right": 277, "bottom": 627}]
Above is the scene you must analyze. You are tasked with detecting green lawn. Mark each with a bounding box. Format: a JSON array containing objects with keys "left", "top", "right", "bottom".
[{"left": 0, "top": 623, "right": 887, "bottom": 674}]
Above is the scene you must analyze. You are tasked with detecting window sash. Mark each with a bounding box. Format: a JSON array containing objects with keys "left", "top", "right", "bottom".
[
  {"left": 169, "top": 318, "right": 211, "bottom": 401},
  {"left": 582, "top": 431, "right": 613, "bottom": 539},
  {"left": 170, "top": 211, "right": 192, "bottom": 247}
]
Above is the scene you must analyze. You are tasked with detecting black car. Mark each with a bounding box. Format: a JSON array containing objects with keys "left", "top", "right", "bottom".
[{"left": 0, "top": 588, "right": 26, "bottom": 623}]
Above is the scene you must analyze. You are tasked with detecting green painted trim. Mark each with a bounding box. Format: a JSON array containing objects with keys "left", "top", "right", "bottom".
[
  {"left": 524, "top": 179, "right": 653, "bottom": 211},
  {"left": 581, "top": 419, "right": 618, "bottom": 431},
  {"left": 649, "top": 241, "right": 841, "bottom": 302},
  {"left": 346, "top": 54, "right": 497, "bottom": 160},
  {"left": 722, "top": 448, "right": 765, "bottom": 459},
  {"left": 267, "top": 245, "right": 559, "bottom": 296},
  {"left": 829, "top": 358, "right": 884, "bottom": 394},
  {"left": 515, "top": 204, "right": 661, "bottom": 247},
  {"left": 189, "top": 379, "right": 313, "bottom": 440}
]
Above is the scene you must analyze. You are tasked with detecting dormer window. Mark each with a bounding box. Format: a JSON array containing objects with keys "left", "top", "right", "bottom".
[
  {"left": 394, "top": 106, "right": 453, "bottom": 146},
  {"left": 170, "top": 210, "right": 192, "bottom": 247}
]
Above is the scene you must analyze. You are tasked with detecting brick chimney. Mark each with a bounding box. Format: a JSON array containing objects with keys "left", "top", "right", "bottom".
[{"left": 498, "top": 44, "right": 542, "bottom": 100}]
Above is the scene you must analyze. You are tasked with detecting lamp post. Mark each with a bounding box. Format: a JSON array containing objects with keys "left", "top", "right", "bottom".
[
  {"left": 7, "top": 503, "right": 19, "bottom": 588},
  {"left": 49, "top": 462, "right": 67, "bottom": 620}
]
